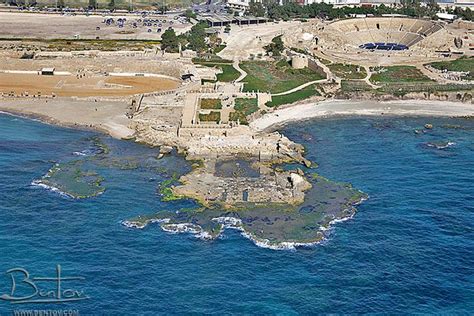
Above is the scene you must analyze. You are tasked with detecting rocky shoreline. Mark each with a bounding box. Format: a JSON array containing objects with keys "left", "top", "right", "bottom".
[
  {"left": 121, "top": 194, "right": 367, "bottom": 250},
  {"left": 3, "top": 97, "right": 472, "bottom": 248}
]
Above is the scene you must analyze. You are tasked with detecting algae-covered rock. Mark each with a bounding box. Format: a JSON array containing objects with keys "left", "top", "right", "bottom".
[
  {"left": 124, "top": 174, "right": 367, "bottom": 250},
  {"left": 34, "top": 160, "right": 105, "bottom": 199}
]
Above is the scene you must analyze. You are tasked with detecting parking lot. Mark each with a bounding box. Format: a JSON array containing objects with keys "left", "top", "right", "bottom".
[{"left": 0, "top": 11, "right": 192, "bottom": 40}]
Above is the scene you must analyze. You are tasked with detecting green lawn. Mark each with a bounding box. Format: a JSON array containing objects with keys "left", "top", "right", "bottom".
[
  {"left": 428, "top": 57, "right": 474, "bottom": 80},
  {"left": 229, "top": 98, "right": 259, "bottom": 125},
  {"left": 193, "top": 60, "right": 240, "bottom": 82},
  {"left": 200, "top": 98, "right": 222, "bottom": 110},
  {"left": 199, "top": 111, "right": 221, "bottom": 123},
  {"left": 328, "top": 63, "right": 367, "bottom": 80},
  {"left": 213, "top": 44, "right": 227, "bottom": 54},
  {"left": 240, "top": 60, "right": 326, "bottom": 94},
  {"left": 197, "top": 64, "right": 240, "bottom": 82},
  {"left": 266, "top": 85, "right": 320, "bottom": 108},
  {"left": 370, "top": 66, "right": 432, "bottom": 84}
]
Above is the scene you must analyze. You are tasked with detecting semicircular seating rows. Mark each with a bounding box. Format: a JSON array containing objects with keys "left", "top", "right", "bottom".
[{"left": 328, "top": 17, "right": 443, "bottom": 50}]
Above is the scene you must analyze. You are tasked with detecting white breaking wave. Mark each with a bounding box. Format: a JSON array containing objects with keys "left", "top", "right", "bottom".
[
  {"left": 30, "top": 180, "right": 73, "bottom": 199},
  {"left": 73, "top": 151, "right": 88, "bottom": 156},
  {"left": 121, "top": 218, "right": 170, "bottom": 229},
  {"left": 122, "top": 193, "right": 368, "bottom": 250}
]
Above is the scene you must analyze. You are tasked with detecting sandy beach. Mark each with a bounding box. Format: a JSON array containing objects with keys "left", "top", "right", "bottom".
[
  {"left": 0, "top": 98, "right": 133, "bottom": 139},
  {"left": 2, "top": 98, "right": 474, "bottom": 141},
  {"left": 251, "top": 99, "right": 474, "bottom": 131}
]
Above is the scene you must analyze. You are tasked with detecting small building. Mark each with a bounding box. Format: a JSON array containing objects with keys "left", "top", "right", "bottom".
[
  {"left": 200, "top": 14, "right": 234, "bottom": 27},
  {"left": 198, "top": 13, "right": 268, "bottom": 27},
  {"left": 233, "top": 16, "right": 268, "bottom": 25},
  {"left": 436, "top": 12, "right": 457, "bottom": 21},
  {"left": 227, "top": 0, "right": 251, "bottom": 10},
  {"left": 292, "top": 56, "right": 308, "bottom": 69},
  {"left": 181, "top": 73, "right": 195, "bottom": 81},
  {"left": 40, "top": 67, "right": 55, "bottom": 76}
]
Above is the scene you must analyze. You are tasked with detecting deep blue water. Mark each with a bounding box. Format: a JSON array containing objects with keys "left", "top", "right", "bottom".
[{"left": 0, "top": 113, "right": 473, "bottom": 314}]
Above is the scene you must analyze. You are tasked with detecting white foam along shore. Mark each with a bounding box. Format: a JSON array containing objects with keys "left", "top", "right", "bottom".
[
  {"left": 121, "top": 197, "right": 366, "bottom": 250},
  {"left": 251, "top": 99, "right": 474, "bottom": 132},
  {"left": 122, "top": 216, "right": 325, "bottom": 250},
  {"left": 30, "top": 180, "right": 74, "bottom": 199}
]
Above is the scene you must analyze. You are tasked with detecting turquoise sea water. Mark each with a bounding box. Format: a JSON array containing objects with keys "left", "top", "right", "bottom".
[{"left": 0, "top": 113, "right": 473, "bottom": 314}]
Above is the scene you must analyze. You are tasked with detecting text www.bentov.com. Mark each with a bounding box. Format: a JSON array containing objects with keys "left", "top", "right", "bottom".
[{"left": 12, "top": 309, "right": 79, "bottom": 316}]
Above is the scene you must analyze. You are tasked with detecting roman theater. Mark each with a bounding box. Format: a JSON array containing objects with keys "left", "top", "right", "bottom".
[{"left": 286, "top": 16, "right": 471, "bottom": 65}]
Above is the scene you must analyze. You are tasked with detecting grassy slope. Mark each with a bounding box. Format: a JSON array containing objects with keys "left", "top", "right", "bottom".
[
  {"left": 370, "top": 66, "right": 432, "bottom": 84},
  {"left": 240, "top": 60, "right": 325, "bottom": 94},
  {"left": 428, "top": 57, "right": 474, "bottom": 80},
  {"left": 328, "top": 63, "right": 366, "bottom": 80},
  {"left": 340, "top": 80, "right": 373, "bottom": 93},
  {"left": 266, "top": 84, "right": 320, "bottom": 108},
  {"left": 194, "top": 61, "right": 240, "bottom": 83}
]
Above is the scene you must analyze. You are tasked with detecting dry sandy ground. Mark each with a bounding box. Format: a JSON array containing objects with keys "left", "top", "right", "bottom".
[
  {"left": 251, "top": 99, "right": 474, "bottom": 131},
  {"left": 0, "top": 11, "right": 190, "bottom": 40},
  {"left": 218, "top": 21, "right": 302, "bottom": 61},
  {"left": 0, "top": 98, "right": 133, "bottom": 138},
  {"left": 0, "top": 55, "right": 185, "bottom": 79},
  {"left": 0, "top": 73, "right": 179, "bottom": 97}
]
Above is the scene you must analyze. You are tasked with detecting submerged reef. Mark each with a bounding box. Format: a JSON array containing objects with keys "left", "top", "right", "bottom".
[
  {"left": 32, "top": 160, "right": 105, "bottom": 199},
  {"left": 123, "top": 174, "right": 367, "bottom": 250},
  {"left": 31, "top": 133, "right": 368, "bottom": 249},
  {"left": 32, "top": 136, "right": 180, "bottom": 199}
]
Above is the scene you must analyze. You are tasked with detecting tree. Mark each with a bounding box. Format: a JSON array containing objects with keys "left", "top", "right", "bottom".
[
  {"left": 248, "top": 1, "right": 265, "bottom": 17},
  {"left": 184, "top": 9, "right": 196, "bottom": 21},
  {"left": 108, "top": 0, "right": 115, "bottom": 10},
  {"left": 186, "top": 22, "right": 208, "bottom": 53},
  {"left": 88, "top": 0, "right": 97, "bottom": 9},
  {"left": 463, "top": 8, "right": 473, "bottom": 21},
  {"left": 264, "top": 35, "right": 284, "bottom": 56},
  {"left": 161, "top": 28, "right": 179, "bottom": 53},
  {"left": 158, "top": 5, "right": 168, "bottom": 14},
  {"left": 57, "top": 0, "right": 64, "bottom": 8}
]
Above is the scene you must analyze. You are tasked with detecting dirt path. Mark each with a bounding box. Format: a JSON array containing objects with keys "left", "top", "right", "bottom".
[
  {"left": 233, "top": 61, "right": 247, "bottom": 83},
  {"left": 271, "top": 79, "right": 328, "bottom": 97},
  {"left": 362, "top": 66, "right": 380, "bottom": 89}
]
